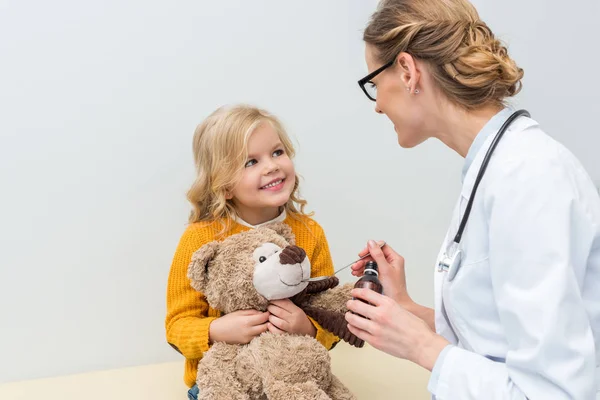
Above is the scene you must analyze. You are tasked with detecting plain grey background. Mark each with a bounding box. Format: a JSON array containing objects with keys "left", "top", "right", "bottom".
[{"left": 0, "top": 0, "right": 598, "bottom": 383}]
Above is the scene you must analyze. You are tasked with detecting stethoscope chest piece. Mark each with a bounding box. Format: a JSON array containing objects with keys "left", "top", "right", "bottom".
[{"left": 438, "top": 249, "right": 462, "bottom": 282}]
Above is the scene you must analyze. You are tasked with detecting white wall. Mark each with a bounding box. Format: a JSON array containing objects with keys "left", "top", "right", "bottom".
[
  {"left": 471, "top": 0, "right": 600, "bottom": 182},
  {"left": 0, "top": 0, "right": 598, "bottom": 383}
]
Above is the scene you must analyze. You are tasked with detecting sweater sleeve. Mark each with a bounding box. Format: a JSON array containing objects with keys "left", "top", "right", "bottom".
[{"left": 165, "top": 225, "right": 217, "bottom": 359}]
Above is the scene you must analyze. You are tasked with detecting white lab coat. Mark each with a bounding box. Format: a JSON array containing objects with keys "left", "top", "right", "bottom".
[{"left": 429, "top": 116, "right": 600, "bottom": 399}]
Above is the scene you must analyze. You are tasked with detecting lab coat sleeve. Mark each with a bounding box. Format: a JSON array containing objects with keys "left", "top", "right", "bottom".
[{"left": 430, "top": 157, "right": 597, "bottom": 400}]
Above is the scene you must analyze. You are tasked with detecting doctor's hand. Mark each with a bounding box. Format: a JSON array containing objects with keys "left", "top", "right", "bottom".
[
  {"left": 351, "top": 240, "right": 410, "bottom": 305},
  {"left": 345, "top": 288, "right": 449, "bottom": 371}
]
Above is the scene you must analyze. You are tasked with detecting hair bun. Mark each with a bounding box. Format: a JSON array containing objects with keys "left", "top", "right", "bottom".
[{"left": 448, "top": 20, "right": 524, "bottom": 100}]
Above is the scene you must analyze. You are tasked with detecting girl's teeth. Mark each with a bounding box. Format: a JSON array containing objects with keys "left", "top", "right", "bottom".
[{"left": 263, "top": 179, "right": 282, "bottom": 189}]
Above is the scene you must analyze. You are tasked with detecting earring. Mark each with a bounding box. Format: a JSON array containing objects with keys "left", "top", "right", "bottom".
[
  {"left": 406, "top": 87, "right": 410, "bottom": 91},
  {"left": 414, "top": 89, "right": 420, "bottom": 94}
]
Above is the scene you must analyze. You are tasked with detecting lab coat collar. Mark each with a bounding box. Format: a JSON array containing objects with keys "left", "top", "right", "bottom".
[
  {"left": 460, "top": 113, "right": 537, "bottom": 201},
  {"left": 461, "top": 107, "right": 515, "bottom": 183}
]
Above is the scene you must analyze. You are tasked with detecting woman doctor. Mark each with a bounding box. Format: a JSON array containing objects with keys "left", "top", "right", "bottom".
[{"left": 345, "top": 0, "right": 600, "bottom": 399}]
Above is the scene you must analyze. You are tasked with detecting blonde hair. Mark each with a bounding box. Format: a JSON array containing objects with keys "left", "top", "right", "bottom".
[
  {"left": 364, "top": 0, "right": 523, "bottom": 109},
  {"left": 186, "top": 104, "right": 309, "bottom": 226}
]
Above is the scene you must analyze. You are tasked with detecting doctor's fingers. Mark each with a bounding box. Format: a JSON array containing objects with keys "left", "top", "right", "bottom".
[
  {"left": 347, "top": 307, "right": 424, "bottom": 361},
  {"left": 349, "top": 288, "right": 388, "bottom": 308},
  {"left": 365, "top": 241, "right": 396, "bottom": 275},
  {"left": 358, "top": 240, "right": 402, "bottom": 263},
  {"left": 351, "top": 258, "right": 370, "bottom": 276},
  {"left": 380, "top": 244, "right": 404, "bottom": 266},
  {"left": 352, "top": 243, "right": 404, "bottom": 277},
  {"left": 357, "top": 240, "right": 386, "bottom": 258},
  {"left": 346, "top": 299, "right": 377, "bottom": 320},
  {"left": 351, "top": 247, "right": 387, "bottom": 276},
  {"left": 346, "top": 321, "right": 375, "bottom": 345},
  {"left": 344, "top": 310, "right": 378, "bottom": 335},
  {"left": 367, "top": 240, "right": 405, "bottom": 268}
]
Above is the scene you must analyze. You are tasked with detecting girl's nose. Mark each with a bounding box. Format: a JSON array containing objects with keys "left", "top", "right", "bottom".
[{"left": 264, "top": 160, "right": 280, "bottom": 174}]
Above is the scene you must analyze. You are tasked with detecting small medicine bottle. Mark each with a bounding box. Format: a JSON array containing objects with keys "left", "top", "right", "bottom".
[{"left": 353, "top": 261, "right": 383, "bottom": 305}]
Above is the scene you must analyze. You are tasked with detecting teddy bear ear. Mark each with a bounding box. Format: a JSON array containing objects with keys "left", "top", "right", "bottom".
[
  {"left": 187, "top": 241, "right": 219, "bottom": 292},
  {"left": 262, "top": 222, "right": 295, "bottom": 244}
]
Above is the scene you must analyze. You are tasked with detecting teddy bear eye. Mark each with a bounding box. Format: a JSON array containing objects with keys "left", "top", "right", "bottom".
[{"left": 259, "top": 256, "right": 267, "bottom": 263}]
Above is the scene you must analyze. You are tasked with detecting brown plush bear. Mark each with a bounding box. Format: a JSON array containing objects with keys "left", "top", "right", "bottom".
[{"left": 187, "top": 222, "right": 362, "bottom": 400}]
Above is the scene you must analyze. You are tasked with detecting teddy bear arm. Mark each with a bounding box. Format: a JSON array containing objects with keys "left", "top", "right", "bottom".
[{"left": 302, "top": 305, "right": 364, "bottom": 348}]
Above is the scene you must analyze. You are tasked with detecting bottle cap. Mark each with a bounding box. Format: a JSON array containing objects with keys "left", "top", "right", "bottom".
[{"left": 364, "top": 261, "right": 378, "bottom": 275}]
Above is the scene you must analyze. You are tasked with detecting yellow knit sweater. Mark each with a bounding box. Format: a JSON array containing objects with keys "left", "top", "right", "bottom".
[{"left": 165, "top": 213, "right": 340, "bottom": 388}]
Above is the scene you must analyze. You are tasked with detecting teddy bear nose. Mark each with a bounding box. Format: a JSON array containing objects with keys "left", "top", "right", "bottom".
[{"left": 279, "top": 245, "right": 306, "bottom": 265}]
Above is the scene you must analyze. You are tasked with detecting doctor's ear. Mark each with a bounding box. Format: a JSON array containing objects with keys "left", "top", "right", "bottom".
[{"left": 396, "top": 52, "right": 421, "bottom": 93}]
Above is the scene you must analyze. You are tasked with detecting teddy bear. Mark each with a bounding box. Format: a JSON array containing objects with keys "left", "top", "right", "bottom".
[{"left": 187, "top": 222, "right": 363, "bottom": 400}]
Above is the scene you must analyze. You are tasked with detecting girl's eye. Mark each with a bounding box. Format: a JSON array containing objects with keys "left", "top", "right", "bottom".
[
  {"left": 245, "top": 159, "right": 257, "bottom": 168},
  {"left": 273, "top": 149, "right": 284, "bottom": 157}
]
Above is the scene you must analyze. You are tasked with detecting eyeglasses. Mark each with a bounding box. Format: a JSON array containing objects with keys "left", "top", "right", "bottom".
[{"left": 357, "top": 60, "right": 394, "bottom": 101}]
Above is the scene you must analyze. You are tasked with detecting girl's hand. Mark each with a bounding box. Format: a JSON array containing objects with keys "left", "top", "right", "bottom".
[
  {"left": 267, "top": 299, "right": 316, "bottom": 337},
  {"left": 345, "top": 288, "right": 449, "bottom": 371},
  {"left": 209, "top": 309, "right": 270, "bottom": 345},
  {"left": 351, "top": 240, "right": 410, "bottom": 305}
]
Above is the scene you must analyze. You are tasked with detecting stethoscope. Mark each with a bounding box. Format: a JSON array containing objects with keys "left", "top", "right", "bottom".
[{"left": 437, "top": 109, "right": 531, "bottom": 281}]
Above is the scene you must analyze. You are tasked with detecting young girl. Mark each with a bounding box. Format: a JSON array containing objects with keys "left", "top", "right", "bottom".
[{"left": 164, "top": 104, "right": 339, "bottom": 398}]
